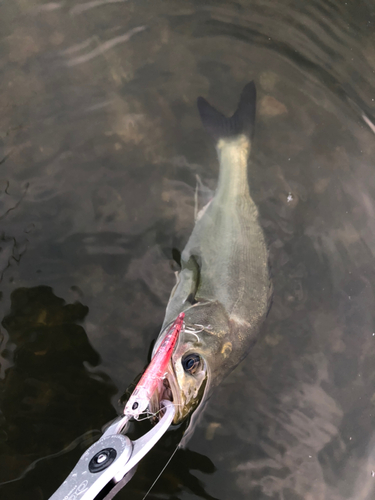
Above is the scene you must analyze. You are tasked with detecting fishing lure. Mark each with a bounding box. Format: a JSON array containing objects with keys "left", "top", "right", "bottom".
[{"left": 124, "top": 312, "right": 185, "bottom": 419}]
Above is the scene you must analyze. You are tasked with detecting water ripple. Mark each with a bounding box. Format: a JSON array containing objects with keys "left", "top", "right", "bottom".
[{"left": 65, "top": 26, "right": 146, "bottom": 67}]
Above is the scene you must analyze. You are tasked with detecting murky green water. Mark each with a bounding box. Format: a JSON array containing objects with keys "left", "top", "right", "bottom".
[{"left": 1, "top": 1, "right": 375, "bottom": 499}]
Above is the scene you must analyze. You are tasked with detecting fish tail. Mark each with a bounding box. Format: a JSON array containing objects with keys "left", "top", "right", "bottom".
[{"left": 197, "top": 82, "right": 256, "bottom": 142}]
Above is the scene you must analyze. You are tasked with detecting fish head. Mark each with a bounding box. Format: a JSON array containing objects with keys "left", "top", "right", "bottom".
[{"left": 151, "top": 302, "right": 236, "bottom": 424}]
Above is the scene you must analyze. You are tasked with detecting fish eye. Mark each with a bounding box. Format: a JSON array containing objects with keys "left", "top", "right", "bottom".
[{"left": 182, "top": 353, "right": 201, "bottom": 374}]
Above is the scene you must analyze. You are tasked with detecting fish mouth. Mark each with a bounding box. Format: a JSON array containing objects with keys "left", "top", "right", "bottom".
[
  {"left": 149, "top": 360, "right": 209, "bottom": 425},
  {"left": 149, "top": 365, "right": 182, "bottom": 423}
]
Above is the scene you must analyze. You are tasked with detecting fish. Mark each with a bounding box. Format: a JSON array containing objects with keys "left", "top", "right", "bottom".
[{"left": 150, "top": 82, "right": 272, "bottom": 434}]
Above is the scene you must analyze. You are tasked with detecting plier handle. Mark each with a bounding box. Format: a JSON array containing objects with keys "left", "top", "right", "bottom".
[{"left": 48, "top": 400, "right": 175, "bottom": 500}]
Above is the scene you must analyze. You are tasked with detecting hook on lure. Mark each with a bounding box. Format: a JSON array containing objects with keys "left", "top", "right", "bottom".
[{"left": 124, "top": 312, "right": 185, "bottom": 419}]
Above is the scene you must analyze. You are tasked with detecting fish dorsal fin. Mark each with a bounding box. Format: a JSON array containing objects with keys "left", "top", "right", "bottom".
[
  {"left": 197, "top": 81, "right": 256, "bottom": 141},
  {"left": 194, "top": 174, "right": 213, "bottom": 221}
]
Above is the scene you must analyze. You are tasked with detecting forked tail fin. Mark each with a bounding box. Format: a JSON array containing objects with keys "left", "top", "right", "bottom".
[{"left": 197, "top": 82, "right": 256, "bottom": 142}]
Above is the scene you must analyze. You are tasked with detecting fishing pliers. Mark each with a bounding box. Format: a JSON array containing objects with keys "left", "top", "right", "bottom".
[{"left": 48, "top": 400, "right": 175, "bottom": 500}]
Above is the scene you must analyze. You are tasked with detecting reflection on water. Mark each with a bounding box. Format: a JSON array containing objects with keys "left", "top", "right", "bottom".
[{"left": 1, "top": 0, "right": 375, "bottom": 499}]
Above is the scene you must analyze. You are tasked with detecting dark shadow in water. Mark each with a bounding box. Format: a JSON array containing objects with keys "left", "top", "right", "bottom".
[
  {"left": 0, "top": 286, "right": 217, "bottom": 500},
  {"left": 0, "top": 286, "right": 117, "bottom": 498},
  {"left": 114, "top": 420, "right": 219, "bottom": 500},
  {"left": 125, "top": 446, "right": 219, "bottom": 500}
]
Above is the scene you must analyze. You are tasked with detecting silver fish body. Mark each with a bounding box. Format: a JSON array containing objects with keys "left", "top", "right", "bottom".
[{"left": 151, "top": 82, "right": 272, "bottom": 428}]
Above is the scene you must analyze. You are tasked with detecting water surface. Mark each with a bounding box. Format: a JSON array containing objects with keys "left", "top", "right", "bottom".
[{"left": 1, "top": 1, "right": 375, "bottom": 499}]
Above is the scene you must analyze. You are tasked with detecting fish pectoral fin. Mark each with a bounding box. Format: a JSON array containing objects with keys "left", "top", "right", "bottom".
[
  {"left": 166, "top": 255, "right": 201, "bottom": 307},
  {"left": 183, "top": 255, "right": 201, "bottom": 305},
  {"left": 186, "top": 292, "right": 198, "bottom": 305}
]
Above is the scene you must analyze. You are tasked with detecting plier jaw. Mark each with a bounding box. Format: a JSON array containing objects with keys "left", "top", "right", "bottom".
[{"left": 48, "top": 400, "right": 175, "bottom": 500}]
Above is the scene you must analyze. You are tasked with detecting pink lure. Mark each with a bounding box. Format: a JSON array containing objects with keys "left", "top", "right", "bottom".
[{"left": 124, "top": 312, "right": 185, "bottom": 419}]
